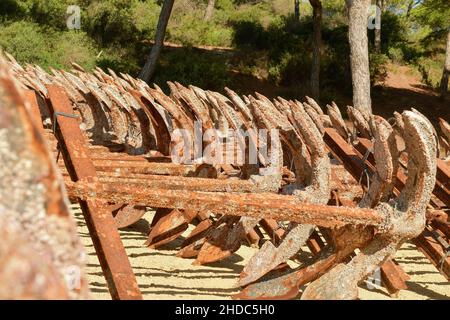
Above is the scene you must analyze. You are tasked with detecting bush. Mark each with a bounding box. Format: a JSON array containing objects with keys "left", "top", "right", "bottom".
[
  {"left": 28, "top": 0, "right": 79, "bottom": 30},
  {"left": 232, "top": 20, "right": 268, "bottom": 49},
  {"left": 53, "top": 31, "right": 97, "bottom": 71},
  {"left": 167, "top": 13, "right": 233, "bottom": 46},
  {"left": 154, "top": 48, "right": 229, "bottom": 91},
  {"left": 97, "top": 46, "right": 141, "bottom": 75},
  {"left": 416, "top": 55, "right": 444, "bottom": 88},
  {"left": 388, "top": 47, "right": 404, "bottom": 63},
  {"left": 0, "top": 20, "right": 97, "bottom": 70},
  {"left": 83, "top": 0, "right": 141, "bottom": 46},
  {"left": 369, "top": 53, "right": 388, "bottom": 85},
  {"left": 268, "top": 51, "right": 310, "bottom": 86}
]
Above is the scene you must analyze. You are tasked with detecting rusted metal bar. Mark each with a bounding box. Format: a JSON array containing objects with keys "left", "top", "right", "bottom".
[
  {"left": 436, "top": 158, "right": 450, "bottom": 206},
  {"left": 56, "top": 159, "right": 196, "bottom": 177},
  {"left": 306, "top": 231, "right": 326, "bottom": 255},
  {"left": 67, "top": 180, "right": 384, "bottom": 229},
  {"left": 81, "top": 176, "right": 261, "bottom": 193},
  {"left": 91, "top": 160, "right": 197, "bottom": 176},
  {"left": 258, "top": 219, "right": 285, "bottom": 244},
  {"left": 431, "top": 219, "right": 450, "bottom": 239},
  {"left": 413, "top": 229, "right": 450, "bottom": 281},
  {"left": 380, "top": 259, "right": 409, "bottom": 297},
  {"left": 233, "top": 248, "right": 338, "bottom": 300},
  {"left": 46, "top": 85, "right": 142, "bottom": 300},
  {"left": 324, "top": 128, "right": 371, "bottom": 188}
]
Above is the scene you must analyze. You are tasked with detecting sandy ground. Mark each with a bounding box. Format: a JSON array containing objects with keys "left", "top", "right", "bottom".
[{"left": 72, "top": 205, "right": 450, "bottom": 300}]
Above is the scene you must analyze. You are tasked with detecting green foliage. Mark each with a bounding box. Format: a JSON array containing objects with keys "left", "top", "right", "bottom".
[
  {"left": 0, "top": 0, "right": 447, "bottom": 97},
  {"left": 167, "top": 12, "right": 233, "bottom": 46},
  {"left": 387, "top": 47, "right": 404, "bottom": 63},
  {"left": 28, "top": 0, "right": 78, "bottom": 30},
  {"left": 154, "top": 48, "right": 229, "bottom": 91},
  {"left": 0, "top": 20, "right": 96, "bottom": 70},
  {"left": 369, "top": 53, "right": 389, "bottom": 85},
  {"left": 0, "top": 0, "right": 33, "bottom": 19},
  {"left": 83, "top": 0, "right": 140, "bottom": 45},
  {"left": 415, "top": 57, "right": 446, "bottom": 91},
  {"left": 132, "top": 0, "right": 160, "bottom": 35},
  {"left": 413, "top": 0, "right": 450, "bottom": 31}
]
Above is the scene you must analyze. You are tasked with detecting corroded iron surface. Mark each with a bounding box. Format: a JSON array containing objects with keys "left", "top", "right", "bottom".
[{"left": 4, "top": 51, "right": 447, "bottom": 300}]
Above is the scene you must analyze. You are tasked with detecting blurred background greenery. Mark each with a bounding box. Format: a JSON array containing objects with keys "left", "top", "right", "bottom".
[{"left": 0, "top": 0, "right": 447, "bottom": 101}]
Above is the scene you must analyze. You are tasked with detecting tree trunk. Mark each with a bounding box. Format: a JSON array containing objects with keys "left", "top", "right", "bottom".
[
  {"left": 310, "top": 0, "right": 322, "bottom": 100},
  {"left": 374, "top": 0, "right": 381, "bottom": 52},
  {"left": 139, "top": 0, "right": 175, "bottom": 83},
  {"left": 406, "top": 0, "right": 414, "bottom": 18},
  {"left": 204, "top": 0, "right": 216, "bottom": 21},
  {"left": 295, "top": 0, "right": 300, "bottom": 20},
  {"left": 440, "top": 30, "right": 450, "bottom": 97},
  {"left": 345, "top": 0, "right": 372, "bottom": 115}
]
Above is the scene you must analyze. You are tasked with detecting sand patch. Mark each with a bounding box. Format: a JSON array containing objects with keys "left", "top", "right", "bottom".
[{"left": 72, "top": 205, "right": 449, "bottom": 300}]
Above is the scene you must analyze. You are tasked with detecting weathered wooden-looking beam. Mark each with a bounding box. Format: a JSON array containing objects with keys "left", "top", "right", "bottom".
[{"left": 45, "top": 85, "right": 142, "bottom": 300}]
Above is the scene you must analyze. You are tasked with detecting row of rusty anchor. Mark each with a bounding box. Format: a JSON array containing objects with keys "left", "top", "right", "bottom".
[
  {"left": 36, "top": 85, "right": 442, "bottom": 298},
  {"left": 235, "top": 107, "right": 437, "bottom": 299},
  {"left": 7, "top": 54, "right": 289, "bottom": 265},
  {"left": 156, "top": 90, "right": 418, "bottom": 297},
  {"left": 309, "top": 99, "right": 450, "bottom": 284},
  {"left": 10, "top": 53, "right": 144, "bottom": 298},
  {"left": 6, "top": 51, "right": 446, "bottom": 299},
  {"left": 319, "top": 101, "right": 450, "bottom": 282},
  {"left": 8, "top": 55, "right": 189, "bottom": 230},
  {"left": 0, "top": 55, "right": 90, "bottom": 299},
  {"left": 59, "top": 80, "right": 440, "bottom": 300}
]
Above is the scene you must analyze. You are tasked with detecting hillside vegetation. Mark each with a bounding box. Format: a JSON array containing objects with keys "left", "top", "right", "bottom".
[{"left": 0, "top": 0, "right": 447, "bottom": 100}]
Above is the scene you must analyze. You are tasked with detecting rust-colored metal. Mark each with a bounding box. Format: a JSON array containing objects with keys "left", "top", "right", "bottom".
[
  {"left": 413, "top": 228, "right": 450, "bottom": 281},
  {"left": 354, "top": 137, "right": 450, "bottom": 207},
  {"left": 8, "top": 55, "right": 447, "bottom": 300},
  {"left": 66, "top": 181, "right": 385, "bottom": 228},
  {"left": 180, "top": 219, "right": 214, "bottom": 249},
  {"left": 145, "top": 209, "right": 197, "bottom": 248},
  {"left": 46, "top": 85, "right": 142, "bottom": 300},
  {"left": 380, "top": 259, "right": 409, "bottom": 297},
  {"left": 323, "top": 128, "right": 415, "bottom": 292},
  {"left": 233, "top": 249, "right": 338, "bottom": 300},
  {"left": 0, "top": 63, "right": 89, "bottom": 299},
  {"left": 348, "top": 131, "right": 450, "bottom": 280},
  {"left": 194, "top": 217, "right": 243, "bottom": 265},
  {"left": 91, "top": 175, "right": 261, "bottom": 193},
  {"left": 246, "top": 227, "right": 262, "bottom": 246},
  {"left": 113, "top": 204, "right": 147, "bottom": 229},
  {"left": 259, "top": 219, "right": 285, "bottom": 244}
]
